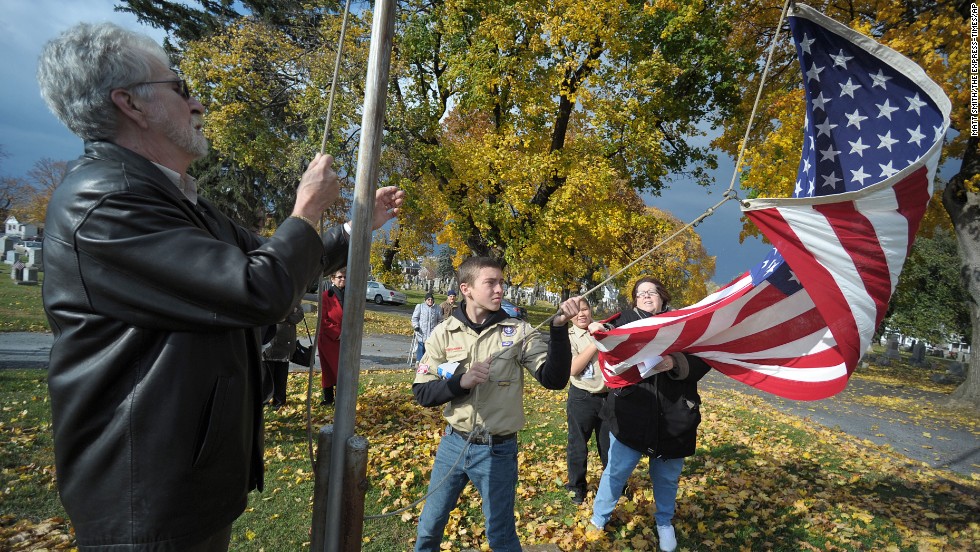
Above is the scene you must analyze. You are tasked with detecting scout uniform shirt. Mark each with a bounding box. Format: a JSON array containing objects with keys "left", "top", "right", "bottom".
[
  {"left": 413, "top": 312, "right": 553, "bottom": 436},
  {"left": 569, "top": 324, "right": 607, "bottom": 394}
]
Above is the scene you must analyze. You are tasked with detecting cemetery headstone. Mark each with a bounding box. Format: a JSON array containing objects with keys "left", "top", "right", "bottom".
[
  {"left": 885, "top": 335, "right": 900, "bottom": 359},
  {"left": 0, "top": 236, "right": 17, "bottom": 255},
  {"left": 11, "top": 260, "right": 24, "bottom": 281},
  {"left": 19, "top": 266, "right": 38, "bottom": 286},
  {"left": 25, "top": 247, "right": 42, "bottom": 270},
  {"left": 911, "top": 342, "right": 926, "bottom": 365}
]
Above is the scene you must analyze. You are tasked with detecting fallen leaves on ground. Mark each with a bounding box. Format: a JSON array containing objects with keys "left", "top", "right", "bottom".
[
  {"left": 343, "top": 373, "right": 979, "bottom": 551},
  {"left": 4, "top": 364, "right": 978, "bottom": 551},
  {"left": 0, "top": 515, "right": 73, "bottom": 550}
]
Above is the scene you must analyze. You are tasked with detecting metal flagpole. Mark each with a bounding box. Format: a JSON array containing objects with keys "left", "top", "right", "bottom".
[{"left": 322, "top": 0, "right": 397, "bottom": 550}]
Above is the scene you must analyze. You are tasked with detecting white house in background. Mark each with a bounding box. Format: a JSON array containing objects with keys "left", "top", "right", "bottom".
[{"left": 4, "top": 216, "right": 39, "bottom": 238}]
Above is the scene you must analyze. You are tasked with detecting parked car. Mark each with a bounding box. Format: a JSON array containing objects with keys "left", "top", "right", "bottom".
[
  {"left": 366, "top": 281, "right": 407, "bottom": 305},
  {"left": 500, "top": 299, "right": 527, "bottom": 320}
]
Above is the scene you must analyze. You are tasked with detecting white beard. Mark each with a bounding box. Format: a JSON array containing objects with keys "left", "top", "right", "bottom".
[{"left": 147, "top": 104, "right": 209, "bottom": 159}]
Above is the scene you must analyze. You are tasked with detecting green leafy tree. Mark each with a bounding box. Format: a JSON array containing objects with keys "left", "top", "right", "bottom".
[
  {"left": 122, "top": 0, "right": 740, "bottom": 315},
  {"left": 436, "top": 247, "right": 456, "bottom": 281},
  {"left": 885, "top": 228, "right": 971, "bottom": 346}
]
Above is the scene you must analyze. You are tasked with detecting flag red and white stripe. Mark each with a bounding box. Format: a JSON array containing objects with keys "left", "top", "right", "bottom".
[{"left": 594, "top": 4, "right": 951, "bottom": 400}]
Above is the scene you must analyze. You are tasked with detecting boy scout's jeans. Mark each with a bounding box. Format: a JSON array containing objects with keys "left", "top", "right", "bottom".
[
  {"left": 591, "top": 432, "right": 685, "bottom": 528},
  {"left": 414, "top": 427, "right": 521, "bottom": 552}
]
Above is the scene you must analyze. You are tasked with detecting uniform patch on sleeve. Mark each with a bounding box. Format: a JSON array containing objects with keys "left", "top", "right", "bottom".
[
  {"left": 503, "top": 326, "right": 516, "bottom": 336},
  {"left": 416, "top": 363, "right": 430, "bottom": 375},
  {"left": 501, "top": 341, "right": 513, "bottom": 347}
]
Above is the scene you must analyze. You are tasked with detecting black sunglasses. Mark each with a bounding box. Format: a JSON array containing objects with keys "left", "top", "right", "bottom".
[{"left": 130, "top": 78, "right": 190, "bottom": 100}]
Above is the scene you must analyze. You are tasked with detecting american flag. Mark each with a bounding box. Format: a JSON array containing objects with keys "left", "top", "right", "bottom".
[{"left": 594, "top": 4, "right": 951, "bottom": 400}]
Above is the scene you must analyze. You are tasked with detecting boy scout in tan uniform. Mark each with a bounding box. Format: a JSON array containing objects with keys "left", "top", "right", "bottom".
[
  {"left": 565, "top": 300, "right": 610, "bottom": 504},
  {"left": 412, "top": 257, "right": 582, "bottom": 552}
]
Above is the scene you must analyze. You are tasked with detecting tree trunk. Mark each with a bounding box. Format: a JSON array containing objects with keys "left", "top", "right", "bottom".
[{"left": 942, "top": 136, "right": 980, "bottom": 409}]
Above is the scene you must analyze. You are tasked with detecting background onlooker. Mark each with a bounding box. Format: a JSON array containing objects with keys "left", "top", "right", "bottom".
[
  {"left": 411, "top": 292, "right": 442, "bottom": 361},
  {"left": 440, "top": 289, "right": 457, "bottom": 318},
  {"left": 263, "top": 304, "right": 306, "bottom": 408},
  {"left": 318, "top": 269, "right": 346, "bottom": 405}
]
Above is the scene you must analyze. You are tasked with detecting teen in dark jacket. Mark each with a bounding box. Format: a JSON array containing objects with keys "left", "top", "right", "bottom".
[{"left": 589, "top": 277, "right": 710, "bottom": 552}]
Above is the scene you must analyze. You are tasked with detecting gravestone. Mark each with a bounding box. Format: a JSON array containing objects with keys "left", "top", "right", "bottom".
[
  {"left": 947, "top": 362, "right": 965, "bottom": 378},
  {"left": 25, "top": 247, "right": 42, "bottom": 270},
  {"left": 885, "top": 335, "right": 901, "bottom": 359},
  {"left": 911, "top": 342, "right": 926, "bottom": 365},
  {"left": 932, "top": 362, "right": 966, "bottom": 384},
  {"left": 0, "top": 236, "right": 18, "bottom": 256},
  {"left": 11, "top": 260, "right": 24, "bottom": 281},
  {"left": 4, "top": 250, "right": 18, "bottom": 265},
  {"left": 18, "top": 266, "right": 38, "bottom": 286}
]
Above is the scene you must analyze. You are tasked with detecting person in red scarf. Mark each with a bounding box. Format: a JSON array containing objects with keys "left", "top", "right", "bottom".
[{"left": 317, "top": 269, "right": 345, "bottom": 405}]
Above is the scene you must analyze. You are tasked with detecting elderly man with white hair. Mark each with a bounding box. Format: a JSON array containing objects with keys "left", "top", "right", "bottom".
[{"left": 37, "top": 21, "right": 404, "bottom": 551}]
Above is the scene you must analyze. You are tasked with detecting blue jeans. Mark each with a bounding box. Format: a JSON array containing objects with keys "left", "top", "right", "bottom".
[
  {"left": 591, "top": 433, "right": 684, "bottom": 528},
  {"left": 415, "top": 428, "right": 521, "bottom": 552},
  {"left": 415, "top": 340, "right": 426, "bottom": 361}
]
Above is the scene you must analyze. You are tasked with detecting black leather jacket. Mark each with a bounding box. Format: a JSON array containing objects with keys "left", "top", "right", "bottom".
[{"left": 43, "top": 141, "right": 348, "bottom": 550}]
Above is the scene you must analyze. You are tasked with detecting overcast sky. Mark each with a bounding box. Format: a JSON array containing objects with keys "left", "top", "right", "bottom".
[
  {"left": 0, "top": 0, "right": 773, "bottom": 284},
  {"left": 1, "top": 1, "right": 167, "bottom": 175}
]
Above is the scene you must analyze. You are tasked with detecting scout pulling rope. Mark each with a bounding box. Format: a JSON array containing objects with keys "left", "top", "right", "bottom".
[{"left": 298, "top": 0, "right": 792, "bottom": 519}]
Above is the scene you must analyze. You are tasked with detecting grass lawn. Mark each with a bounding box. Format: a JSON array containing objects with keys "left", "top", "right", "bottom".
[
  {"left": 2, "top": 368, "right": 978, "bottom": 551},
  {"left": 0, "top": 263, "right": 47, "bottom": 332},
  {"left": 2, "top": 275, "right": 977, "bottom": 549}
]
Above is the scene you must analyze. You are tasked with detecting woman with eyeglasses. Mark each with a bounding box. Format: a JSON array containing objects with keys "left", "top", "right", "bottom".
[
  {"left": 586, "top": 277, "right": 710, "bottom": 552},
  {"left": 317, "top": 270, "right": 346, "bottom": 405}
]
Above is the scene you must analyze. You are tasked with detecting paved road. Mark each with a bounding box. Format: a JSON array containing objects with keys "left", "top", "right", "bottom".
[
  {"left": 0, "top": 331, "right": 415, "bottom": 372},
  {"left": 3, "top": 326, "right": 976, "bottom": 479},
  {"left": 700, "top": 370, "right": 979, "bottom": 478},
  {"left": 0, "top": 331, "right": 53, "bottom": 370},
  {"left": 0, "top": 301, "right": 417, "bottom": 371}
]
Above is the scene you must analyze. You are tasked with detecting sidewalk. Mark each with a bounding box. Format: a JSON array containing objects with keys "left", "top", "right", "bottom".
[
  {"left": 700, "top": 370, "right": 979, "bottom": 478},
  {"left": 292, "top": 333, "right": 414, "bottom": 372},
  {"left": 0, "top": 332, "right": 415, "bottom": 372},
  {"left": 0, "top": 331, "right": 52, "bottom": 369},
  {"left": 4, "top": 331, "right": 976, "bottom": 478}
]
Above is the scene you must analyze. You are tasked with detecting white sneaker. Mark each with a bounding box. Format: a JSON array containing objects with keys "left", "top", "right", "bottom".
[{"left": 657, "top": 524, "right": 677, "bottom": 552}]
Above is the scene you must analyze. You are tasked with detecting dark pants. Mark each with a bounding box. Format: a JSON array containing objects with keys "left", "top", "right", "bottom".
[
  {"left": 267, "top": 360, "right": 289, "bottom": 406},
  {"left": 565, "top": 384, "right": 610, "bottom": 493},
  {"left": 185, "top": 524, "right": 232, "bottom": 552}
]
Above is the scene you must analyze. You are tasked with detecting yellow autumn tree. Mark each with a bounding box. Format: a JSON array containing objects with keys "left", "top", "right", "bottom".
[
  {"left": 385, "top": 0, "right": 751, "bottom": 288},
  {"left": 179, "top": 11, "right": 371, "bottom": 225},
  {"left": 9, "top": 158, "right": 66, "bottom": 227}
]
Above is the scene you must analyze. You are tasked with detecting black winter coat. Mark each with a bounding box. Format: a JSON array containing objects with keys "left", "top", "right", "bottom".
[
  {"left": 43, "top": 141, "right": 348, "bottom": 550},
  {"left": 600, "top": 307, "right": 711, "bottom": 458}
]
